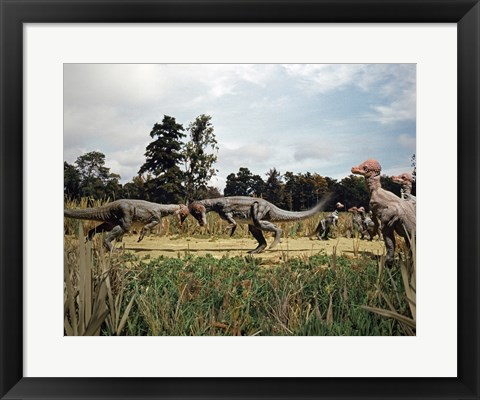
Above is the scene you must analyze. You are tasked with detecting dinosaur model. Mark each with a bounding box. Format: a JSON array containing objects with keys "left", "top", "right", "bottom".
[
  {"left": 351, "top": 159, "right": 416, "bottom": 267},
  {"left": 64, "top": 199, "right": 189, "bottom": 251},
  {"left": 348, "top": 206, "right": 365, "bottom": 239},
  {"left": 188, "top": 196, "right": 329, "bottom": 254},
  {"left": 313, "top": 202, "right": 344, "bottom": 240},
  {"left": 357, "top": 206, "right": 377, "bottom": 240},
  {"left": 392, "top": 172, "right": 416, "bottom": 205}
]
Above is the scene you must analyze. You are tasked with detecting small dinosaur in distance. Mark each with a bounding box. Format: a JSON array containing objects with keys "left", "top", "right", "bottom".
[
  {"left": 348, "top": 206, "right": 365, "bottom": 239},
  {"left": 357, "top": 206, "right": 378, "bottom": 241},
  {"left": 64, "top": 199, "right": 189, "bottom": 251},
  {"left": 312, "top": 202, "right": 344, "bottom": 240},
  {"left": 188, "top": 195, "right": 330, "bottom": 254},
  {"left": 352, "top": 159, "right": 416, "bottom": 267},
  {"left": 392, "top": 172, "right": 416, "bottom": 205}
]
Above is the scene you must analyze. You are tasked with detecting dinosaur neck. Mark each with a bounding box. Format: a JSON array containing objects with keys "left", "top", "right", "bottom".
[
  {"left": 402, "top": 183, "right": 412, "bottom": 195},
  {"left": 366, "top": 174, "right": 382, "bottom": 193}
]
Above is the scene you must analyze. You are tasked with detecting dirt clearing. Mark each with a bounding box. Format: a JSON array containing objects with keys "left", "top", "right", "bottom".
[{"left": 118, "top": 234, "right": 385, "bottom": 262}]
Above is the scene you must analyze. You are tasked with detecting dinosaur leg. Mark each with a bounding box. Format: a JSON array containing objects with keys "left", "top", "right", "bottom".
[
  {"left": 247, "top": 225, "right": 268, "bottom": 254},
  {"left": 250, "top": 201, "right": 282, "bottom": 249},
  {"left": 223, "top": 213, "right": 237, "bottom": 236},
  {"left": 324, "top": 220, "right": 332, "bottom": 240},
  {"left": 104, "top": 225, "right": 128, "bottom": 251},
  {"left": 255, "top": 220, "right": 282, "bottom": 249},
  {"left": 314, "top": 219, "right": 326, "bottom": 240},
  {"left": 382, "top": 227, "right": 396, "bottom": 268},
  {"left": 371, "top": 214, "right": 381, "bottom": 240},
  {"left": 138, "top": 219, "right": 160, "bottom": 242},
  {"left": 87, "top": 222, "right": 113, "bottom": 241}
]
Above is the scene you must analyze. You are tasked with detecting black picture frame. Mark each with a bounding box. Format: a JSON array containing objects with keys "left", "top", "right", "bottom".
[{"left": 1, "top": 1, "right": 479, "bottom": 399}]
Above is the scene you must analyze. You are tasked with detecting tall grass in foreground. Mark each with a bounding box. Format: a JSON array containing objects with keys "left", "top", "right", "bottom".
[
  {"left": 64, "top": 225, "right": 135, "bottom": 336},
  {"left": 361, "top": 230, "right": 416, "bottom": 334},
  {"left": 64, "top": 236, "right": 413, "bottom": 336}
]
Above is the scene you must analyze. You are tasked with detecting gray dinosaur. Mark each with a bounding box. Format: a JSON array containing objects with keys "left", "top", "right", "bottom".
[
  {"left": 313, "top": 202, "right": 344, "bottom": 240},
  {"left": 188, "top": 196, "right": 329, "bottom": 254},
  {"left": 64, "top": 199, "right": 189, "bottom": 250},
  {"left": 348, "top": 206, "right": 365, "bottom": 239},
  {"left": 352, "top": 159, "right": 416, "bottom": 267},
  {"left": 357, "top": 206, "right": 377, "bottom": 241}
]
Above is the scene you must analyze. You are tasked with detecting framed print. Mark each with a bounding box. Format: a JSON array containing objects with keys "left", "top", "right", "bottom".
[{"left": 1, "top": 0, "right": 479, "bottom": 399}]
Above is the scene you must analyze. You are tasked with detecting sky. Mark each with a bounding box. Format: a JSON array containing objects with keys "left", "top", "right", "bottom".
[{"left": 64, "top": 64, "right": 416, "bottom": 192}]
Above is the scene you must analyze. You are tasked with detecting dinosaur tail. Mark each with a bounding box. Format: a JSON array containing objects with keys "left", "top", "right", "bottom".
[
  {"left": 64, "top": 206, "right": 112, "bottom": 222},
  {"left": 270, "top": 194, "right": 332, "bottom": 222}
]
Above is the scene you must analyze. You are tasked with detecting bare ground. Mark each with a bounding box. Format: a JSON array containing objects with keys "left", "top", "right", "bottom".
[{"left": 116, "top": 233, "right": 386, "bottom": 262}]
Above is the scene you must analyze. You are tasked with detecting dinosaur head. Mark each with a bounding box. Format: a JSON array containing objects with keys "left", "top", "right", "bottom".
[
  {"left": 176, "top": 204, "right": 190, "bottom": 225},
  {"left": 392, "top": 172, "right": 413, "bottom": 186},
  {"left": 348, "top": 206, "right": 359, "bottom": 213},
  {"left": 351, "top": 159, "right": 382, "bottom": 178},
  {"left": 336, "top": 202, "right": 344, "bottom": 210},
  {"left": 188, "top": 202, "right": 207, "bottom": 226},
  {"left": 358, "top": 206, "right": 366, "bottom": 214}
]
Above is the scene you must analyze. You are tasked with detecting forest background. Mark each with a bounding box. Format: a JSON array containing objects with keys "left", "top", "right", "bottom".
[{"left": 64, "top": 113, "right": 416, "bottom": 210}]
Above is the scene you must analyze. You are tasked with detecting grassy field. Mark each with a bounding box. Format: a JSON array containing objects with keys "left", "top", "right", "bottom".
[{"left": 64, "top": 199, "right": 416, "bottom": 336}]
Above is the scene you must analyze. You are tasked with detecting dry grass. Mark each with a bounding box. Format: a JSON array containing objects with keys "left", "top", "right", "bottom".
[{"left": 64, "top": 223, "right": 135, "bottom": 336}]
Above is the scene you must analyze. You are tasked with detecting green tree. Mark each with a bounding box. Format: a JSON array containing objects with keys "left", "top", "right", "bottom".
[
  {"left": 381, "top": 175, "right": 401, "bottom": 197},
  {"left": 264, "top": 168, "right": 284, "bottom": 206},
  {"left": 74, "top": 151, "right": 120, "bottom": 199},
  {"left": 64, "top": 161, "right": 81, "bottom": 199},
  {"left": 183, "top": 114, "right": 219, "bottom": 202},
  {"left": 138, "top": 115, "right": 186, "bottom": 203},
  {"left": 224, "top": 167, "right": 264, "bottom": 197},
  {"left": 337, "top": 175, "right": 370, "bottom": 210}
]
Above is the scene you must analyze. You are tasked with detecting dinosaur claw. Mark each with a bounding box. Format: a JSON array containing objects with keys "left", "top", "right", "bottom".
[{"left": 248, "top": 244, "right": 267, "bottom": 254}]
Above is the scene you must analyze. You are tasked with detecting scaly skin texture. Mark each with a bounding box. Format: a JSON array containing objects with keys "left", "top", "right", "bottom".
[
  {"left": 189, "top": 196, "right": 329, "bottom": 254},
  {"left": 352, "top": 159, "right": 416, "bottom": 267},
  {"left": 312, "top": 202, "right": 344, "bottom": 240},
  {"left": 64, "top": 199, "right": 189, "bottom": 251},
  {"left": 392, "top": 172, "right": 416, "bottom": 204}
]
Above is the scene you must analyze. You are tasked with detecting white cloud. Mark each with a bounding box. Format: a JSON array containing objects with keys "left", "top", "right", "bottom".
[
  {"left": 371, "top": 90, "right": 416, "bottom": 124},
  {"left": 397, "top": 133, "right": 416, "bottom": 152}
]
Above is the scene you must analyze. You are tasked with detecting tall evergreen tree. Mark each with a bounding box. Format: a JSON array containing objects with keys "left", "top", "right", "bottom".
[
  {"left": 264, "top": 168, "right": 283, "bottom": 206},
  {"left": 138, "top": 115, "right": 186, "bottom": 203}
]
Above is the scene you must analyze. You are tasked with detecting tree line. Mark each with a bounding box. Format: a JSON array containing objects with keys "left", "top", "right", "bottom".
[{"left": 64, "top": 114, "right": 415, "bottom": 212}]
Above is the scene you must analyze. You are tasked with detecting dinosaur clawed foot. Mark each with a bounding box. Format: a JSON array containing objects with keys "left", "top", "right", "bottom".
[{"left": 247, "top": 244, "right": 267, "bottom": 254}]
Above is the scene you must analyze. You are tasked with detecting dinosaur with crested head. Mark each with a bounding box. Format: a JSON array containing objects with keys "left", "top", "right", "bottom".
[
  {"left": 351, "top": 159, "right": 416, "bottom": 267},
  {"left": 188, "top": 195, "right": 330, "bottom": 254},
  {"left": 392, "top": 172, "right": 416, "bottom": 205},
  {"left": 64, "top": 199, "right": 189, "bottom": 251}
]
